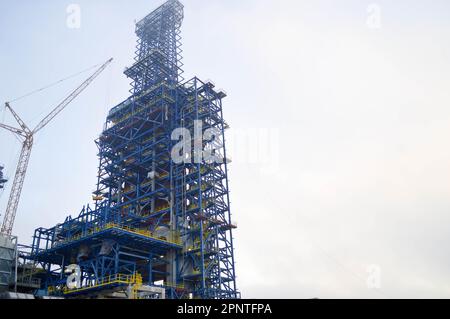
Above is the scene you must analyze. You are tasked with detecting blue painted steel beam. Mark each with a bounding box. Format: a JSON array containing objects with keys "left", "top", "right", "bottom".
[{"left": 27, "top": 0, "right": 238, "bottom": 299}]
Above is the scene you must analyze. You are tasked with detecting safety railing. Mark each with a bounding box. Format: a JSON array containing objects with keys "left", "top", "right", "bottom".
[
  {"left": 62, "top": 273, "right": 135, "bottom": 295},
  {"left": 52, "top": 223, "right": 182, "bottom": 248}
]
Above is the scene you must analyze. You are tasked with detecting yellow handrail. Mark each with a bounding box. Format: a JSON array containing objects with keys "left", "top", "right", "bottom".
[
  {"left": 54, "top": 223, "right": 182, "bottom": 247},
  {"left": 63, "top": 273, "right": 136, "bottom": 295}
]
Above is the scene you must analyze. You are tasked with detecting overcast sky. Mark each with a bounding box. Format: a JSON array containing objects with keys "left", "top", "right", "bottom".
[{"left": 1, "top": 0, "right": 450, "bottom": 298}]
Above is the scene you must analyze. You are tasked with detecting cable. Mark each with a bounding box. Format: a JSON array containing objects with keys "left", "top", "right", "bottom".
[
  {"left": 1, "top": 105, "right": 5, "bottom": 123},
  {"left": 9, "top": 62, "right": 103, "bottom": 103}
]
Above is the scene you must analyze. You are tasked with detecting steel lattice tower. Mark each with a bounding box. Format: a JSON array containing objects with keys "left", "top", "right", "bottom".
[{"left": 28, "top": 0, "right": 238, "bottom": 299}]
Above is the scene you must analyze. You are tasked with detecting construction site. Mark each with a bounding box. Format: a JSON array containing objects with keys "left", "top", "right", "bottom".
[{"left": 0, "top": 0, "right": 239, "bottom": 299}]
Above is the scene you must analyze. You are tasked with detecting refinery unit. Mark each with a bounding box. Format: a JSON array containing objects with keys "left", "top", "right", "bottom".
[{"left": 0, "top": 0, "right": 238, "bottom": 299}]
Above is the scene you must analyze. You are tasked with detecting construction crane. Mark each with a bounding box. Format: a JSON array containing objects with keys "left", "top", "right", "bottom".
[{"left": 0, "top": 58, "right": 113, "bottom": 236}]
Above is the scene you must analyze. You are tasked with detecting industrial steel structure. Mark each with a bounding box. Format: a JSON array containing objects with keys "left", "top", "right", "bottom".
[
  {"left": 0, "top": 166, "right": 6, "bottom": 190},
  {"left": 28, "top": 0, "right": 238, "bottom": 299}
]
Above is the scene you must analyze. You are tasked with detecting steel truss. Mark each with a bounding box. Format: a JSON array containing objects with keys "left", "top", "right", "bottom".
[{"left": 28, "top": 0, "right": 238, "bottom": 299}]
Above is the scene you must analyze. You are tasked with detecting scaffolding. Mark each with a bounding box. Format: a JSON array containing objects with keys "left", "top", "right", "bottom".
[{"left": 27, "top": 0, "right": 238, "bottom": 299}]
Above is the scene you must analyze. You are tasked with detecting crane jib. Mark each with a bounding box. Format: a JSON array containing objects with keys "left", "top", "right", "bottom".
[{"left": 0, "top": 58, "right": 113, "bottom": 236}]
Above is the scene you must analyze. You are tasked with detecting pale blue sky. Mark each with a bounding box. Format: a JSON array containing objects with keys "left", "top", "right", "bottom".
[{"left": 1, "top": 0, "right": 450, "bottom": 298}]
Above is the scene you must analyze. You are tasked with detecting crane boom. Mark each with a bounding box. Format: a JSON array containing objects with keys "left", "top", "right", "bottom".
[
  {"left": 0, "top": 123, "right": 27, "bottom": 137},
  {"left": 0, "top": 58, "right": 113, "bottom": 235},
  {"left": 33, "top": 58, "right": 113, "bottom": 134},
  {"left": 5, "top": 103, "right": 31, "bottom": 134}
]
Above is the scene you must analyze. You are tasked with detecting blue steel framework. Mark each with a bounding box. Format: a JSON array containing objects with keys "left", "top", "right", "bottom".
[
  {"left": 0, "top": 165, "right": 6, "bottom": 189},
  {"left": 28, "top": 0, "right": 238, "bottom": 299}
]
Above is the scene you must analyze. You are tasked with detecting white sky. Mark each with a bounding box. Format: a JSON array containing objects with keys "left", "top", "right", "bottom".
[{"left": 1, "top": 0, "right": 450, "bottom": 298}]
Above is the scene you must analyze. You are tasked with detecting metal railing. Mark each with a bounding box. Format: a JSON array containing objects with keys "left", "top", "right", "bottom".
[{"left": 52, "top": 223, "right": 182, "bottom": 248}]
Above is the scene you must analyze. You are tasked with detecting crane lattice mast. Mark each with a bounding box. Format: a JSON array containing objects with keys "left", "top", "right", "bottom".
[{"left": 0, "top": 58, "right": 113, "bottom": 235}]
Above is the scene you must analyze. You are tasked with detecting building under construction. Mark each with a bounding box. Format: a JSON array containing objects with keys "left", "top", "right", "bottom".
[{"left": 12, "top": 0, "right": 239, "bottom": 299}]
